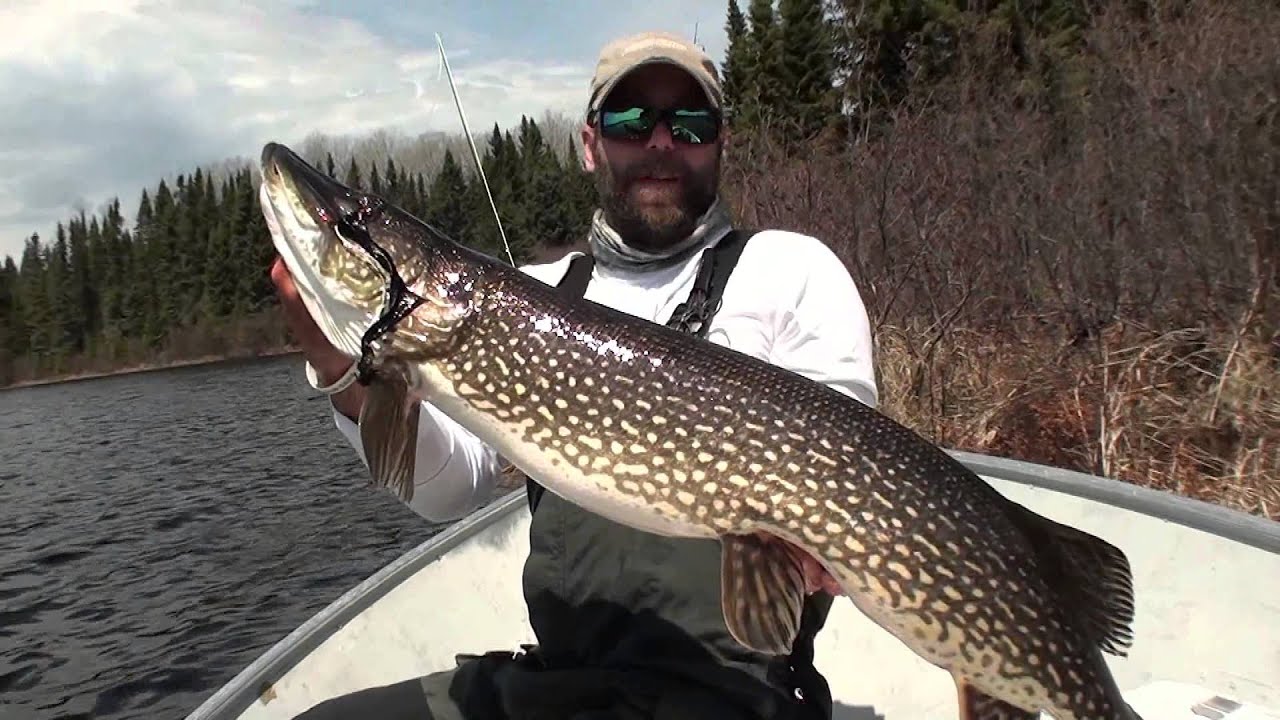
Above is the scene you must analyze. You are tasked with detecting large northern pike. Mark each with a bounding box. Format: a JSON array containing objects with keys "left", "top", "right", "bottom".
[{"left": 258, "top": 141, "right": 1141, "bottom": 720}]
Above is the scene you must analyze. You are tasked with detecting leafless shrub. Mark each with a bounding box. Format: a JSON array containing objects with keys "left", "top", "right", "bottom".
[{"left": 722, "top": 0, "right": 1279, "bottom": 518}]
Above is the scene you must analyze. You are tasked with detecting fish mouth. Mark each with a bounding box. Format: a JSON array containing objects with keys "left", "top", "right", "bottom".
[
  {"left": 258, "top": 141, "right": 387, "bottom": 360},
  {"left": 260, "top": 142, "right": 359, "bottom": 235}
]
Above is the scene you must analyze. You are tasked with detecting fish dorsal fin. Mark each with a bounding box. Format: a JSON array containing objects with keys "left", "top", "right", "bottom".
[
  {"left": 357, "top": 362, "right": 420, "bottom": 504},
  {"left": 719, "top": 533, "right": 807, "bottom": 655},
  {"left": 1006, "top": 502, "right": 1137, "bottom": 656}
]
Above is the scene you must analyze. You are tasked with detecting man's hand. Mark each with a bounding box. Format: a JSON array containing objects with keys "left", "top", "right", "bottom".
[
  {"left": 793, "top": 546, "right": 842, "bottom": 596},
  {"left": 270, "top": 256, "right": 365, "bottom": 420},
  {"left": 757, "top": 532, "right": 843, "bottom": 596}
]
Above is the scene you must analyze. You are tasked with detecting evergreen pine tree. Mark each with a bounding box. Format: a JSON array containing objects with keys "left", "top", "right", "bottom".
[
  {"left": 722, "top": 0, "right": 754, "bottom": 125},
  {"left": 0, "top": 256, "right": 18, "bottom": 383},
  {"left": 425, "top": 149, "right": 470, "bottom": 244},
  {"left": 778, "top": 0, "right": 838, "bottom": 139},
  {"left": 745, "top": 0, "right": 784, "bottom": 130}
]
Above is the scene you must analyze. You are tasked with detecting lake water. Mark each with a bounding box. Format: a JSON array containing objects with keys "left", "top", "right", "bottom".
[{"left": 0, "top": 356, "right": 447, "bottom": 720}]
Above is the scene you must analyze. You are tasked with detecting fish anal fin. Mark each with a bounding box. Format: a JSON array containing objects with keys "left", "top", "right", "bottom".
[
  {"left": 719, "top": 533, "right": 807, "bottom": 656},
  {"left": 357, "top": 363, "right": 420, "bottom": 504},
  {"left": 1006, "top": 501, "right": 1137, "bottom": 656},
  {"left": 955, "top": 675, "right": 1038, "bottom": 720}
]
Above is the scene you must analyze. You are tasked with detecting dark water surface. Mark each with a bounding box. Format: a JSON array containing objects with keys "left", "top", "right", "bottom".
[{"left": 0, "top": 356, "right": 443, "bottom": 720}]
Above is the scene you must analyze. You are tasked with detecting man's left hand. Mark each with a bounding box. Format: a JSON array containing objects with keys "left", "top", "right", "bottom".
[
  {"left": 759, "top": 533, "right": 843, "bottom": 596},
  {"left": 792, "top": 546, "right": 842, "bottom": 596}
]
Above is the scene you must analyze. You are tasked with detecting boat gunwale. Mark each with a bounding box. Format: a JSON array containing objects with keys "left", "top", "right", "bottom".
[
  {"left": 184, "top": 489, "right": 529, "bottom": 720},
  {"left": 184, "top": 450, "right": 1280, "bottom": 720},
  {"left": 950, "top": 450, "right": 1280, "bottom": 555}
]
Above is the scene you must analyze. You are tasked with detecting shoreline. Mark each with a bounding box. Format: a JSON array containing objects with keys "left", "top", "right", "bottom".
[{"left": 0, "top": 347, "right": 304, "bottom": 391}]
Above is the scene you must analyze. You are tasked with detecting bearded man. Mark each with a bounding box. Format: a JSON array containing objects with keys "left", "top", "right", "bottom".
[{"left": 274, "top": 30, "right": 879, "bottom": 720}]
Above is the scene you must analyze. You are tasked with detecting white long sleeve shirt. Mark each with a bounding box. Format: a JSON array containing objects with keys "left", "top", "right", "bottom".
[{"left": 328, "top": 228, "right": 880, "bottom": 523}]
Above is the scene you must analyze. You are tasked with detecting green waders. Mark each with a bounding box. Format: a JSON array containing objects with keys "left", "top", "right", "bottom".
[{"left": 295, "top": 229, "right": 835, "bottom": 720}]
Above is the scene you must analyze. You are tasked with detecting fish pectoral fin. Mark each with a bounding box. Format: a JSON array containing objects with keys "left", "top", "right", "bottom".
[
  {"left": 719, "top": 533, "right": 807, "bottom": 656},
  {"left": 954, "top": 675, "right": 1038, "bottom": 720},
  {"left": 357, "top": 363, "right": 420, "bottom": 504},
  {"left": 1005, "top": 501, "right": 1136, "bottom": 656}
]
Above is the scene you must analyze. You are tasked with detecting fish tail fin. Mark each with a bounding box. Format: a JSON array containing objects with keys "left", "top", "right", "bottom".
[
  {"left": 1003, "top": 500, "right": 1137, "bottom": 657},
  {"left": 954, "top": 676, "right": 1038, "bottom": 720}
]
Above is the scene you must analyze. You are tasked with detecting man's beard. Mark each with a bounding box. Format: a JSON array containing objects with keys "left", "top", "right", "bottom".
[{"left": 593, "top": 153, "right": 719, "bottom": 253}]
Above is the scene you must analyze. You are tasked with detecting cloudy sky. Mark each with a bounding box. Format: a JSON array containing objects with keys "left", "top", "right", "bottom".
[{"left": 0, "top": 0, "right": 730, "bottom": 262}]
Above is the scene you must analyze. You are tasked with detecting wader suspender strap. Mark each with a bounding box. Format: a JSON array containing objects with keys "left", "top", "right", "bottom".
[
  {"left": 665, "top": 227, "right": 755, "bottom": 337},
  {"left": 521, "top": 250, "right": 599, "bottom": 511},
  {"left": 530, "top": 230, "right": 832, "bottom": 720},
  {"left": 526, "top": 230, "right": 756, "bottom": 511},
  {"left": 556, "top": 251, "right": 596, "bottom": 303}
]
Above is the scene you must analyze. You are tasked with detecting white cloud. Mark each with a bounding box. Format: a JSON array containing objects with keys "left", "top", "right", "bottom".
[{"left": 0, "top": 0, "right": 730, "bottom": 261}]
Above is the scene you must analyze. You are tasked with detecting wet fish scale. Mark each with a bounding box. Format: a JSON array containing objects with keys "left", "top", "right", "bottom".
[
  {"left": 399, "top": 267, "right": 1135, "bottom": 719},
  {"left": 258, "top": 140, "right": 1142, "bottom": 720}
]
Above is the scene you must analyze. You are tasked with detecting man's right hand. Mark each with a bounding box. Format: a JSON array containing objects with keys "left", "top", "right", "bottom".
[{"left": 270, "top": 256, "right": 366, "bottom": 421}]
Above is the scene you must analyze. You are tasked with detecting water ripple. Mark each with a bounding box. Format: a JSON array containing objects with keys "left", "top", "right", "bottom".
[{"left": 0, "top": 356, "right": 437, "bottom": 720}]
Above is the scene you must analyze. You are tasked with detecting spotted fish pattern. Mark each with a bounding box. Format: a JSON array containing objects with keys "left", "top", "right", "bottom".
[
  {"left": 395, "top": 264, "right": 1141, "bottom": 720},
  {"left": 258, "top": 140, "right": 1142, "bottom": 720}
]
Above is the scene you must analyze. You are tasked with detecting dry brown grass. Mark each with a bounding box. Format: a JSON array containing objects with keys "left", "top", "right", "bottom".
[{"left": 722, "top": 0, "right": 1280, "bottom": 519}]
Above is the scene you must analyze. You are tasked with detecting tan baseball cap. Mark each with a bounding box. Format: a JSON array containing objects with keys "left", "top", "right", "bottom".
[{"left": 587, "top": 31, "right": 723, "bottom": 116}]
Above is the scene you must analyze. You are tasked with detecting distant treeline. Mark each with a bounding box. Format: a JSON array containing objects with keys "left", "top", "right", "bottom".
[
  {"left": 1, "top": 0, "right": 1275, "bottom": 517},
  {"left": 0, "top": 114, "right": 596, "bottom": 385},
  {"left": 0, "top": 0, "right": 1106, "bottom": 385}
]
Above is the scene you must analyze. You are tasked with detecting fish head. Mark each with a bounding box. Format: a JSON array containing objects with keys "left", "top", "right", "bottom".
[{"left": 259, "top": 141, "right": 479, "bottom": 372}]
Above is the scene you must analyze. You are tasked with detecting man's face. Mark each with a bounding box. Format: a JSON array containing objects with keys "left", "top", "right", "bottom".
[{"left": 582, "top": 63, "right": 724, "bottom": 252}]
